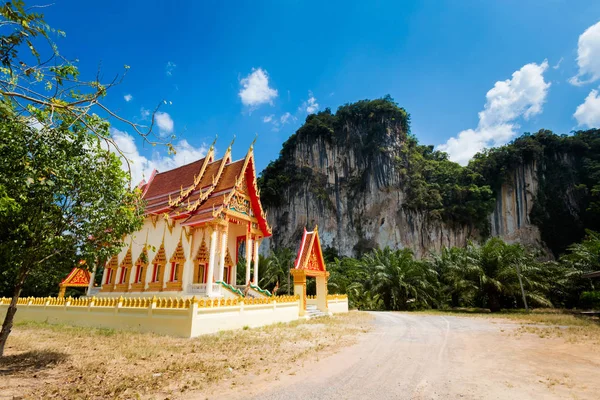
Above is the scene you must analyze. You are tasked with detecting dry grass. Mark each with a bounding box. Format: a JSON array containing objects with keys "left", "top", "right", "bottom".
[
  {"left": 421, "top": 309, "right": 600, "bottom": 345},
  {"left": 0, "top": 311, "right": 372, "bottom": 399}
]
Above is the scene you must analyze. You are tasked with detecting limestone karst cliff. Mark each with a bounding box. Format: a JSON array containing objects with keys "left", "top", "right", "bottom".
[{"left": 259, "top": 98, "right": 599, "bottom": 258}]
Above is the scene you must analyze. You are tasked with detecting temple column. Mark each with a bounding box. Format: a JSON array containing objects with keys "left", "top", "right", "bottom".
[
  {"left": 245, "top": 234, "right": 253, "bottom": 285},
  {"left": 206, "top": 228, "right": 218, "bottom": 296},
  {"left": 128, "top": 259, "right": 136, "bottom": 287},
  {"left": 217, "top": 227, "right": 227, "bottom": 282},
  {"left": 253, "top": 239, "right": 260, "bottom": 286},
  {"left": 182, "top": 229, "right": 195, "bottom": 293},
  {"left": 101, "top": 267, "right": 108, "bottom": 287},
  {"left": 230, "top": 254, "right": 237, "bottom": 286},
  {"left": 161, "top": 254, "right": 170, "bottom": 289},
  {"left": 144, "top": 257, "right": 153, "bottom": 290},
  {"left": 87, "top": 265, "right": 97, "bottom": 296},
  {"left": 316, "top": 275, "right": 328, "bottom": 313}
]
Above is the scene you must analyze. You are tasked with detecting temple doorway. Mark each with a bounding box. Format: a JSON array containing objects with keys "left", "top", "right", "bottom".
[{"left": 291, "top": 226, "right": 329, "bottom": 317}]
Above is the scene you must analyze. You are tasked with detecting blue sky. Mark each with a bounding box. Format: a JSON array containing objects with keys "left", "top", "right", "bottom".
[{"left": 42, "top": 0, "right": 600, "bottom": 182}]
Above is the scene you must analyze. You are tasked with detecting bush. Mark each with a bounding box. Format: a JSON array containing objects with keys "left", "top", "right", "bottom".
[{"left": 579, "top": 291, "right": 600, "bottom": 310}]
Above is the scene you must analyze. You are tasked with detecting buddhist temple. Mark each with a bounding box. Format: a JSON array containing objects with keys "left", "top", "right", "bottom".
[{"left": 97, "top": 141, "right": 272, "bottom": 297}]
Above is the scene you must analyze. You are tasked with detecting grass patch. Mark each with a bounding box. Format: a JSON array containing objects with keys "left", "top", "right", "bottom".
[
  {"left": 418, "top": 309, "right": 600, "bottom": 344},
  {"left": 2, "top": 311, "right": 372, "bottom": 399}
]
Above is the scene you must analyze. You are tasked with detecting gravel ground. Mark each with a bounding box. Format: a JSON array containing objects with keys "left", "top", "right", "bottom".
[{"left": 234, "top": 312, "right": 600, "bottom": 400}]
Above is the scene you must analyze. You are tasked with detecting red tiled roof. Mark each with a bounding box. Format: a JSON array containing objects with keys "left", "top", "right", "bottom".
[
  {"left": 143, "top": 157, "right": 207, "bottom": 200},
  {"left": 293, "top": 227, "right": 325, "bottom": 271},
  {"left": 139, "top": 147, "right": 271, "bottom": 237}
]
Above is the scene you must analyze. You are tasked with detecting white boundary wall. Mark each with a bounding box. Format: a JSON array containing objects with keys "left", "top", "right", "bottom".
[{"left": 0, "top": 299, "right": 301, "bottom": 338}]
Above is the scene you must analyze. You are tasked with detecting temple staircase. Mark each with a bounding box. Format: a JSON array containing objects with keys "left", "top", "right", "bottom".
[{"left": 305, "top": 305, "right": 329, "bottom": 319}]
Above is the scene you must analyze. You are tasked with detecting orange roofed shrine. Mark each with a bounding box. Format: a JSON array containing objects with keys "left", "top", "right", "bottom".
[
  {"left": 291, "top": 226, "right": 330, "bottom": 316},
  {"left": 58, "top": 267, "right": 91, "bottom": 298},
  {"left": 99, "top": 141, "right": 272, "bottom": 298}
]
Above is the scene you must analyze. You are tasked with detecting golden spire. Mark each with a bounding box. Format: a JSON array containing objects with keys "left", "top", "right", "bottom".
[
  {"left": 209, "top": 135, "right": 218, "bottom": 151},
  {"left": 227, "top": 135, "right": 236, "bottom": 153}
]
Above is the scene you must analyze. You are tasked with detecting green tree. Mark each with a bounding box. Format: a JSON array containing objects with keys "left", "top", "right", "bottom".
[
  {"left": 357, "top": 247, "right": 438, "bottom": 311},
  {"left": 557, "top": 230, "right": 600, "bottom": 307},
  {"left": 0, "top": 113, "right": 144, "bottom": 356},
  {"left": 431, "top": 246, "right": 479, "bottom": 307},
  {"left": 0, "top": 1, "right": 170, "bottom": 171},
  {"left": 451, "top": 239, "right": 552, "bottom": 312},
  {"left": 258, "top": 248, "right": 295, "bottom": 295}
]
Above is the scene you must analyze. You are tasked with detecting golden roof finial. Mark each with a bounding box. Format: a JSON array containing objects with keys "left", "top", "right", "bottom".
[
  {"left": 250, "top": 134, "right": 258, "bottom": 151},
  {"left": 209, "top": 135, "right": 218, "bottom": 151},
  {"left": 227, "top": 135, "right": 236, "bottom": 153}
]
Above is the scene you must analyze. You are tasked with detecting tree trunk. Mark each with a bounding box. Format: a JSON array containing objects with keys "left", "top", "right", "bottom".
[
  {"left": 0, "top": 269, "right": 27, "bottom": 357},
  {"left": 451, "top": 292, "right": 460, "bottom": 308},
  {"left": 488, "top": 292, "right": 502, "bottom": 313}
]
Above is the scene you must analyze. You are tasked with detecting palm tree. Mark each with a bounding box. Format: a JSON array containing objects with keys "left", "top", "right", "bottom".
[
  {"left": 358, "top": 247, "right": 438, "bottom": 311},
  {"left": 431, "top": 245, "right": 479, "bottom": 307},
  {"left": 258, "top": 248, "right": 295, "bottom": 295},
  {"left": 468, "top": 238, "right": 552, "bottom": 312}
]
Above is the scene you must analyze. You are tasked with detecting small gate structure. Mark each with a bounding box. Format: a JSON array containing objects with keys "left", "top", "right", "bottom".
[
  {"left": 58, "top": 267, "right": 91, "bottom": 298},
  {"left": 291, "top": 226, "right": 329, "bottom": 316}
]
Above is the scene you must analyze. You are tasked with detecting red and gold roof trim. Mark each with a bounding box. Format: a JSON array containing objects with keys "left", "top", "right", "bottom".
[{"left": 139, "top": 142, "right": 271, "bottom": 237}]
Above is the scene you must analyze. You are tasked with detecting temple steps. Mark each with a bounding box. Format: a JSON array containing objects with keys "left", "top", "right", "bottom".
[{"left": 306, "top": 305, "right": 329, "bottom": 319}]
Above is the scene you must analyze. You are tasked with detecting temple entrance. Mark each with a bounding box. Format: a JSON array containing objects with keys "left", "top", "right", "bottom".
[{"left": 291, "top": 226, "right": 329, "bottom": 317}]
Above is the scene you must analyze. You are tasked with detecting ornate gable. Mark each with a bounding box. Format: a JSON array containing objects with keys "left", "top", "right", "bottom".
[
  {"left": 120, "top": 248, "right": 133, "bottom": 269},
  {"left": 136, "top": 248, "right": 149, "bottom": 266},
  {"left": 60, "top": 267, "right": 91, "bottom": 287},
  {"left": 293, "top": 226, "right": 327, "bottom": 275},
  {"left": 170, "top": 240, "right": 186, "bottom": 262},
  {"left": 107, "top": 255, "right": 118, "bottom": 269},
  {"left": 152, "top": 243, "right": 167, "bottom": 265},
  {"left": 196, "top": 237, "right": 209, "bottom": 263}
]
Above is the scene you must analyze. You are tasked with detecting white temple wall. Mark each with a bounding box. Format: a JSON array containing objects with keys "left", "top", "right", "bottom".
[{"left": 1, "top": 299, "right": 301, "bottom": 338}]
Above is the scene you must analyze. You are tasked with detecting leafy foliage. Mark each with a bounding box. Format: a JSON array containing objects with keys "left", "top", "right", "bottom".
[
  {"left": 397, "top": 137, "right": 495, "bottom": 232},
  {"left": 470, "top": 129, "right": 600, "bottom": 256},
  {"left": 0, "top": 100, "right": 144, "bottom": 355}
]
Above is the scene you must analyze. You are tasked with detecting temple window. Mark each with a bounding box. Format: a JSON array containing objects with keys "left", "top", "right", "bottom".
[
  {"left": 105, "top": 269, "right": 112, "bottom": 284},
  {"left": 170, "top": 262, "right": 180, "bottom": 282},
  {"left": 195, "top": 263, "right": 206, "bottom": 283},
  {"left": 119, "top": 267, "right": 128, "bottom": 284},
  {"left": 152, "top": 263, "right": 161, "bottom": 282},
  {"left": 134, "top": 264, "right": 144, "bottom": 283}
]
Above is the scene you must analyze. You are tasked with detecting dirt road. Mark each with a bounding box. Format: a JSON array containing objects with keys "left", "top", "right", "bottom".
[{"left": 243, "top": 312, "right": 600, "bottom": 400}]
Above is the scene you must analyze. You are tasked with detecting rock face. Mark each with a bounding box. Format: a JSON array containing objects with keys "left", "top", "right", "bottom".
[
  {"left": 260, "top": 103, "right": 552, "bottom": 258},
  {"left": 489, "top": 161, "right": 544, "bottom": 248}
]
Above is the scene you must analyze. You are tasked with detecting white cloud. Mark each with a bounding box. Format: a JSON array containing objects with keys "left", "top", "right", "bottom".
[
  {"left": 108, "top": 128, "right": 208, "bottom": 185},
  {"left": 140, "top": 107, "right": 151, "bottom": 120},
  {"left": 155, "top": 111, "right": 174, "bottom": 136},
  {"left": 124, "top": 94, "right": 133, "bottom": 102},
  {"left": 166, "top": 61, "right": 176, "bottom": 76},
  {"left": 438, "top": 60, "right": 551, "bottom": 165},
  {"left": 570, "top": 21, "right": 600, "bottom": 86},
  {"left": 280, "top": 112, "right": 296, "bottom": 125},
  {"left": 263, "top": 114, "right": 274, "bottom": 123},
  {"left": 302, "top": 91, "right": 319, "bottom": 113},
  {"left": 299, "top": 91, "right": 320, "bottom": 114},
  {"left": 238, "top": 68, "right": 278, "bottom": 107},
  {"left": 553, "top": 57, "right": 563, "bottom": 70},
  {"left": 574, "top": 88, "right": 600, "bottom": 127}
]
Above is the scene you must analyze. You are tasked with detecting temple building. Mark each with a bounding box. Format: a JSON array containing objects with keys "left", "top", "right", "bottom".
[{"left": 97, "top": 141, "right": 272, "bottom": 297}]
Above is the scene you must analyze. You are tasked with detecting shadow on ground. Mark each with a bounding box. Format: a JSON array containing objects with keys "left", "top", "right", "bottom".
[{"left": 0, "top": 350, "right": 67, "bottom": 375}]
